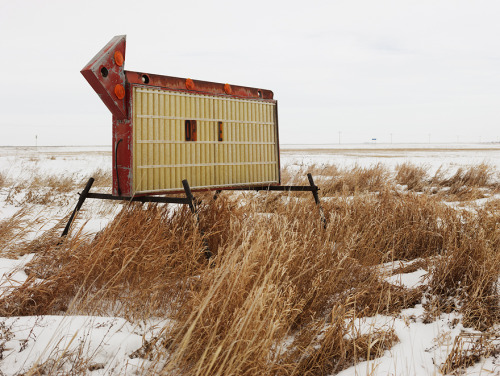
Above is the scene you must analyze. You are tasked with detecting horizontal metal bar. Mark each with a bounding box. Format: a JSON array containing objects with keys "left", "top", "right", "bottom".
[
  {"left": 224, "top": 185, "right": 318, "bottom": 192},
  {"left": 134, "top": 180, "right": 280, "bottom": 194},
  {"left": 138, "top": 161, "right": 277, "bottom": 169},
  {"left": 86, "top": 192, "right": 190, "bottom": 204},
  {"left": 135, "top": 88, "right": 276, "bottom": 105},
  {"left": 137, "top": 114, "right": 274, "bottom": 126},
  {"left": 136, "top": 140, "right": 275, "bottom": 145}
]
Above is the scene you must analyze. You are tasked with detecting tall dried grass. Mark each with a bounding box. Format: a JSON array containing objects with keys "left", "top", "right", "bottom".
[
  {"left": 0, "top": 204, "right": 209, "bottom": 318},
  {"left": 425, "top": 204, "right": 500, "bottom": 330},
  {"left": 0, "top": 162, "right": 498, "bottom": 374},
  {"left": 0, "top": 208, "right": 47, "bottom": 257},
  {"left": 395, "top": 162, "right": 429, "bottom": 191},
  {"left": 433, "top": 163, "right": 498, "bottom": 201},
  {"left": 281, "top": 163, "right": 391, "bottom": 196},
  {"left": 0, "top": 171, "right": 6, "bottom": 189},
  {"left": 4, "top": 169, "right": 112, "bottom": 207}
]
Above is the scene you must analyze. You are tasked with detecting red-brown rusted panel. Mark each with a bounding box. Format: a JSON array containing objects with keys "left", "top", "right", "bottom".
[
  {"left": 112, "top": 84, "right": 133, "bottom": 196},
  {"left": 125, "top": 71, "right": 274, "bottom": 100},
  {"left": 81, "top": 35, "right": 128, "bottom": 120}
]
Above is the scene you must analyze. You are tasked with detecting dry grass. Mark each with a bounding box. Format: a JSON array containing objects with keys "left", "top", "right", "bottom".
[
  {"left": 0, "top": 321, "right": 13, "bottom": 360},
  {"left": 440, "top": 332, "right": 500, "bottom": 374},
  {"left": 432, "top": 163, "right": 498, "bottom": 201},
  {"left": 424, "top": 204, "right": 500, "bottom": 330},
  {"left": 289, "top": 163, "right": 391, "bottom": 196},
  {"left": 0, "top": 171, "right": 6, "bottom": 189},
  {"left": 0, "top": 162, "right": 498, "bottom": 374},
  {"left": 395, "top": 162, "right": 429, "bottom": 191},
  {"left": 0, "top": 204, "right": 208, "bottom": 318},
  {"left": 4, "top": 169, "right": 112, "bottom": 207},
  {"left": 286, "top": 162, "right": 499, "bottom": 202},
  {"left": 0, "top": 208, "right": 48, "bottom": 257},
  {"left": 85, "top": 167, "right": 112, "bottom": 188}
]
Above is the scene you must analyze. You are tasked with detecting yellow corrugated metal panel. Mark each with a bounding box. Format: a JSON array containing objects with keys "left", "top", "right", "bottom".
[{"left": 132, "top": 87, "right": 279, "bottom": 194}]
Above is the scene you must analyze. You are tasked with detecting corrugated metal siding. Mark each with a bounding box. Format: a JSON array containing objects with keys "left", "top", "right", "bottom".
[{"left": 132, "top": 87, "right": 279, "bottom": 194}]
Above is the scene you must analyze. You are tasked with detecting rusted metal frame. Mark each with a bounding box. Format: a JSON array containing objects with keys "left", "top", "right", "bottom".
[
  {"left": 125, "top": 71, "right": 274, "bottom": 100},
  {"left": 86, "top": 193, "right": 190, "bottom": 205},
  {"left": 61, "top": 178, "right": 199, "bottom": 236},
  {"left": 81, "top": 35, "right": 127, "bottom": 120},
  {"left": 274, "top": 102, "right": 282, "bottom": 184},
  {"left": 114, "top": 138, "right": 124, "bottom": 196},
  {"left": 223, "top": 185, "right": 315, "bottom": 192},
  {"left": 112, "top": 96, "right": 133, "bottom": 197}
]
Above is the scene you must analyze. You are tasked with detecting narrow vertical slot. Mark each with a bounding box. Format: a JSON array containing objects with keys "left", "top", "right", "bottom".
[{"left": 218, "top": 121, "right": 223, "bottom": 141}]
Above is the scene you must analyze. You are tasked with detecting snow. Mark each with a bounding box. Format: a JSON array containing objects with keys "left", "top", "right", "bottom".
[
  {"left": 386, "top": 269, "right": 427, "bottom": 289},
  {"left": 0, "top": 254, "right": 33, "bottom": 293},
  {"left": 0, "top": 315, "right": 153, "bottom": 375},
  {"left": 280, "top": 142, "right": 500, "bottom": 174},
  {"left": 0, "top": 145, "right": 499, "bottom": 375},
  {"left": 335, "top": 308, "right": 492, "bottom": 376}
]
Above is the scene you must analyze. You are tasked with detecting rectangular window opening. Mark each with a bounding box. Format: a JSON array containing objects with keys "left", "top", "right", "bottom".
[
  {"left": 218, "top": 121, "right": 223, "bottom": 141},
  {"left": 185, "top": 120, "right": 197, "bottom": 141}
]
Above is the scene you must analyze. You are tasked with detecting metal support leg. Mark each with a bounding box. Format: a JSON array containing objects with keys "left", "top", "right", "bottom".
[
  {"left": 182, "top": 179, "right": 196, "bottom": 214},
  {"left": 307, "top": 173, "right": 327, "bottom": 229},
  {"left": 182, "top": 179, "right": 212, "bottom": 259},
  {"left": 213, "top": 190, "right": 222, "bottom": 201},
  {"left": 62, "top": 177, "right": 95, "bottom": 237}
]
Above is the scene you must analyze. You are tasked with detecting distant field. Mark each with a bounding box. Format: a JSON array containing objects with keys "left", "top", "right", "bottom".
[{"left": 2, "top": 143, "right": 500, "bottom": 172}]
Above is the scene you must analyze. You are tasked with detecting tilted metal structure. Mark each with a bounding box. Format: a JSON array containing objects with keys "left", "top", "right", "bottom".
[
  {"left": 81, "top": 35, "right": 280, "bottom": 197},
  {"left": 62, "top": 35, "right": 325, "bottom": 240}
]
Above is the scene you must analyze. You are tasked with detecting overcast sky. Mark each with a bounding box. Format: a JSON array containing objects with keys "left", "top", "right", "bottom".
[{"left": 1, "top": 0, "right": 499, "bottom": 145}]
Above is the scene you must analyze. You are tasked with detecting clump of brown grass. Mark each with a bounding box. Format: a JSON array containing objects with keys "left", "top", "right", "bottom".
[
  {"left": 322, "top": 190, "right": 452, "bottom": 264},
  {"left": 433, "top": 163, "right": 497, "bottom": 201},
  {"left": 282, "top": 164, "right": 391, "bottom": 196},
  {"left": 0, "top": 207, "right": 45, "bottom": 257},
  {"left": 425, "top": 206, "right": 500, "bottom": 330},
  {"left": 0, "top": 171, "right": 6, "bottom": 188},
  {"left": 3, "top": 171, "right": 84, "bottom": 206},
  {"left": 440, "top": 163, "right": 495, "bottom": 188},
  {"left": 84, "top": 168, "right": 111, "bottom": 188},
  {"left": 395, "top": 162, "right": 429, "bottom": 191},
  {"left": 281, "top": 311, "right": 398, "bottom": 376},
  {"left": 0, "top": 321, "right": 14, "bottom": 360},
  {"left": 0, "top": 204, "right": 209, "bottom": 318},
  {"left": 323, "top": 164, "right": 391, "bottom": 196},
  {"left": 440, "top": 332, "right": 500, "bottom": 374}
]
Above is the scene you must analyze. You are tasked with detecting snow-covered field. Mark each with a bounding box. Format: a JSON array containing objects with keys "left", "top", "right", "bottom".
[
  {"left": 281, "top": 143, "right": 500, "bottom": 172},
  {"left": 0, "top": 144, "right": 498, "bottom": 375}
]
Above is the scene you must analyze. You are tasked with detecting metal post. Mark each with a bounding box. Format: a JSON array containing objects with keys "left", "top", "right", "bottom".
[
  {"left": 307, "top": 173, "right": 327, "bottom": 229},
  {"left": 182, "top": 179, "right": 212, "bottom": 259},
  {"left": 213, "top": 190, "right": 222, "bottom": 201},
  {"left": 182, "top": 179, "right": 196, "bottom": 213},
  {"left": 62, "top": 177, "right": 95, "bottom": 237}
]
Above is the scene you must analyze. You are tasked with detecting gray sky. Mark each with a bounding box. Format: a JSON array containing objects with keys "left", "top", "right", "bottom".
[{"left": 1, "top": 0, "right": 499, "bottom": 145}]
